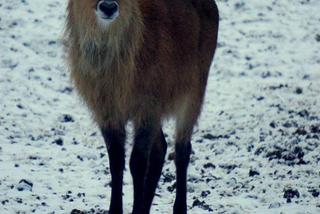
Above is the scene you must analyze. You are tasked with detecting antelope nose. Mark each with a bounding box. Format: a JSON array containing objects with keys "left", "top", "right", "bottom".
[{"left": 97, "top": 1, "right": 119, "bottom": 18}]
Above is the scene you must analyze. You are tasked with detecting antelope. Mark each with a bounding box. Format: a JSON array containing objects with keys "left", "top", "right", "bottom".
[{"left": 65, "top": 0, "right": 219, "bottom": 213}]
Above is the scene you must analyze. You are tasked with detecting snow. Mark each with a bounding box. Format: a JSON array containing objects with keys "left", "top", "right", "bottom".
[{"left": 1, "top": 0, "right": 320, "bottom": 213}]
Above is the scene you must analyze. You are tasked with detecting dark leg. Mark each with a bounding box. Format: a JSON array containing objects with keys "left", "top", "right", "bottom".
[
  {"left": 143, "top": 130, "right": 167, "bottom": 212},
  {"left": 174, "top": 95, "right": 202, "bottom": 214},
  {"left": 130, "top": 125, "right": 150, "bottom": 214},
  {"left": 130, "top": 120, "right": 167, "bottom": 214},
  {"left": 101, "top": 126, "right": 126, "bottom": 214},
  {"left": 173, "top": 141, "right": 191, "bottom": 214}
]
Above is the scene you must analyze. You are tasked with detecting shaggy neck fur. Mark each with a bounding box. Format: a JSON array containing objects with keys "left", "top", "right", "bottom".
[
  {"left": 65, "top": 1, "right": 144, "bottom": 125},
  {"left": 66, "top": 1, "right": 143, "bottom": 77}
]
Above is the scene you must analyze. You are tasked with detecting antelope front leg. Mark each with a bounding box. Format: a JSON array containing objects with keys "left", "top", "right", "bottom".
[
  {"left": 101, "top": 126, "right": 126, "bottom": 214},
  {"left": 143, "top": 129, "right": 167, "bottom": 211},
  {"left": 130, "top": 119, "right": 166, "bottom": 214}
]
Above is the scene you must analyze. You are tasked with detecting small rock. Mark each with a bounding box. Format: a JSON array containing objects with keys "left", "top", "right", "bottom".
[
  {"left": 283, "top": 121, "right": 295, "bottom": 128},
  {"left": 162, "top": 173, "right": 175, "bottom": 183},
  {"left": 77, "top": 155, "right": 84, "bottom": 161},
  {"left": 283, "top": 188, "right": 300, "bottom": 203},
  {"left": 256, "top": 96, "right": 265, "bottom": 101},
  {"left": 48, "top": 40, "right": 56, "bottom": 45},
  {"left": 70, "top": 209, "right": 85, "bottom": 214},
  {"left": 203, "top": 133, "right": 216, "bottom": 140},
  {"left": 192, "top": 198, "right": 202, "bottom": 207},
  {"left": 167, "top": 182, "right": 176, "bottom": 192},
  {"left": 269, "top": 202, "right": 281, "bottom": 209},
  {"left": 16, "top": 198, "right": 23, "bottom": 204},
  {"left": 245, "top": 56, "right": 252, "bottom": 61},
  {"left": 226, "top": 177, "right": 237, "bottom": 187},
  {"left": 77, "top": 193, "right": 85, "bottom": 198},
  {"left": 203, "top": 163, "right": 216, "bottom": 169},
  {"left": 52, "top": 138, "right": 64, "bottom": 146},
  {"left": 293, "top": 147, "right": 304, "bottom": 159},
  {"left": 16, "top": 104, "right": 24, "bottom": 109},
  {"left": 269, "top": 84, "right": 287, "bottom": 90},
  {"left": 201, "top": 190, "right": 211, "bottom": 197},
  {"left": 295, "top": 87, "right": 303, "bottom": 94},
  {"left": 310, "top": 125, "right": 320, "bottom": 134},
  {"left": 203, "top": 133, "right": 229, "bottom": 140},
  {"left": 61, "top": 87, "right": 73, "bottom": 94},
  {"left": 17, "top": 179, "right": 33, "bottom": 191},
  {"left": 297, "top": 110, "right": 309, "bottom": 118},
  {"left": 309, "top": 189, "right": 320, "bottom": 198},
  {"left": 61, "top": 114, "right": 74, "bottom": 123},
  {"left": 269, "top": 121, "right": 276, "bottom": 128},
  {"left": 1, "top": 200, "right": 9, "bottom": 205},
  {"left": 192, "top": 198, "right": 213, "bottom": 211},
  {"left": 234, "top": 2, "right": 245, "bottom": 10},
  {"left": 255, "top": 146, "right": 265, "bottom": 155},
  {"left": 294, "top": 127, "right": 307, "bottom": 135},
  {"left": 29, "top": 156, "right": 40, "bottom": 160},
  {"left": 249, "top": 169, "right": 260, "bottom": 177},
  {"left": 266, "top": 149, "right": 282, "bottom": 160},
  {"left": 219, "top": 164, "right": 237, "bottom": 174}
]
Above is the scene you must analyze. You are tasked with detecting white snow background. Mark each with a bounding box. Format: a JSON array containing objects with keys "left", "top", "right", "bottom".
[{"left": 0, "top": 0, "right": 320, "bottom": 213}]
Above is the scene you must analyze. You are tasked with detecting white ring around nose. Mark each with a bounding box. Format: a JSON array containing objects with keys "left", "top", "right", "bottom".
[{"left": 95, "top": 1, "right": 119, "bottom": 28}]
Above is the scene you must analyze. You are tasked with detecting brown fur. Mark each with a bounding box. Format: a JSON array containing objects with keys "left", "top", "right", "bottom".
[
  {"left": 65, "top": 0, "right": 218, "bottom": 212},
  {"left": 65, "top": 0, "right": 218, "bottom": 134}
]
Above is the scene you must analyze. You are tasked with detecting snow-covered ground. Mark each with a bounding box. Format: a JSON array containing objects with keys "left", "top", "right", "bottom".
[{"left": 1, "top": 0, "right": 320, "bottom": 213}]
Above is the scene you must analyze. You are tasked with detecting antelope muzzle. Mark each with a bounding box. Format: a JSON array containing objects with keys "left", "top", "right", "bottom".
[{"left": 96, "top": 0, "right": 119, "bottom": 21}]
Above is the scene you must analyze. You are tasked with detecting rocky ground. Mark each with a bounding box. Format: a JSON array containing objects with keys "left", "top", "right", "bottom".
[{"left": 0, "top": 0, "right": 320, "bottom": 213}]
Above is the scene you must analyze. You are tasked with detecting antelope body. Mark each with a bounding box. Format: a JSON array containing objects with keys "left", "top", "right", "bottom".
[{"left": 66, "top": 0, "right": 219, "bottom": 213}]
